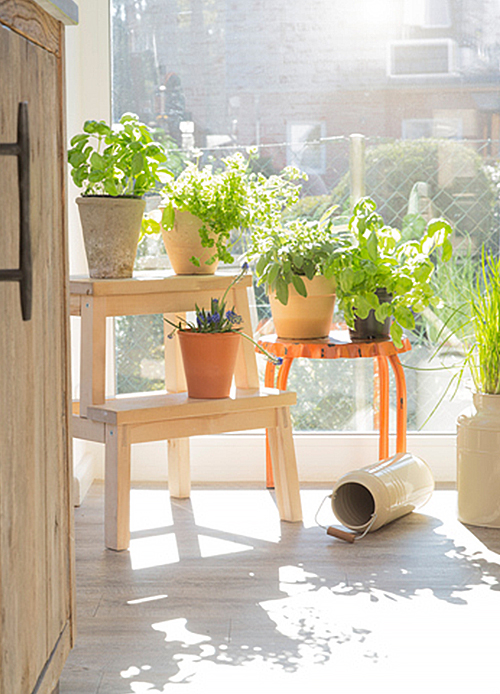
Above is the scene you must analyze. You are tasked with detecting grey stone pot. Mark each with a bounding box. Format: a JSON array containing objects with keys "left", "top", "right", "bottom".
[{"left": 76, "top": 196, "right": 146, "bottom": 279}]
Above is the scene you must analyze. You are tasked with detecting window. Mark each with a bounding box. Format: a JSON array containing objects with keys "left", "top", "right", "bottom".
[
  {"left": 403, "top": 0, "right": 451, "bottom": 29},
  {"left": 287, "top": 122, "right": 326, "bottom": 175},
  {"left": 402, "top": 117, "right": 462, "bottom": 139},
  {"left": 389, "top": 39, "right": 456, "bottom": 77},
  {"left": 109, "top": 0, "right": 500, "bottom": 437}
]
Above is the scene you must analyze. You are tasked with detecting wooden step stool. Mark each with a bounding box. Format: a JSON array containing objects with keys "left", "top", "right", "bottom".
[
  {"left": 71, "top": 272, "right": 303, "bottom": 551},
  {"left": 73, "top": 388, "right": 302, "bottom": 551}
]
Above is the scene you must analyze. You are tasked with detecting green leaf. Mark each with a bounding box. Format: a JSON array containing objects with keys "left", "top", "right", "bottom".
[
  {"left": 390, "top": 321, "right": 403, "bottom": 348},
  {"left": 69, "top": 133, "right": 89, "bottom": 147},
  {"left": 291, "top": 274, "right": 307, "bottom": 297},
  {"left": 442, "top": 238, "right": 453, "bottom": 263},
  {"left": 88, "top": 170, "right": 104, "bottom": 183},
  {"left": 412, "top": 263, "right": 432, "bottom": 283},
  {"left": 394, "top": 276, "right": 414, "bottom": 294},
  {"left": 275, "top": 275, "right": 289, "bottom": 305},
  {"left": 394, "top": 306, "right": 415, "bottom": 329},
  {"left": 68, "top": 149, "right": 88, "bottom": 167},
  {"left": 103, "top": 179, "right": 118, "bottom": 196},
  {"left": 339, "top": 267, "right": 354, "bottom": 292},
  {"left": 366, "top": 230, "right": 379, "bottom": 262},
  {"left": 354, "top": 296, "right": 372, "bottom": 319},
  {"left": 90, "top": 151, "right": 105, "bottom": 170},
  {"left": 365, "top": 292, "right": 379, "bottom": 309},
  {"left": 131, "top": 152, "right": 145, "bottom": 176},
  {"left": 375, "top": 302, "right": 392, "bottom": 322},
  {"left": 255, "top": 254, "right": 269, "bottom": 277},
  {"left": 267, "top": 262, "right": 281, "bottom": 286},
  {"left": 161, "top": 204, "right": 175, "bottom": 230}
]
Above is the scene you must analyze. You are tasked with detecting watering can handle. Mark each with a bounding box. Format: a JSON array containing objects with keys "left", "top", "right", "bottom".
[{"left": 327, "top": 526, "right": 356, "bottom": 543}]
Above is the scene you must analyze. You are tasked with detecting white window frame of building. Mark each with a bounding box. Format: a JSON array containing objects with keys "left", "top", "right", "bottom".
[
  {"left": 403, "top": 0, "right": 451, "bottom": 29},
  {"left": 402, "top": 117, "right": 463, "bottom": 139},
  {"left": 286, "top": 122, "right": 327, "bottom": 175},
  {"left": 388, "top": 38, "right": 457, "bottom": 78},
  {"left": 66, "top": 0, "right": 457, "bottom": 497}
]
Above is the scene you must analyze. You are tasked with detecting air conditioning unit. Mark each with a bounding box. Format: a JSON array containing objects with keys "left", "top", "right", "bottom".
[{"left": 388, "top": 39, "right": 457, "bottom": 77}]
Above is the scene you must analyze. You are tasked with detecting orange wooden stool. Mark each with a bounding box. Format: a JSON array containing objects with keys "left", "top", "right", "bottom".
[{"left": 258, "top": 329, "right": 411, "bottom": 488}]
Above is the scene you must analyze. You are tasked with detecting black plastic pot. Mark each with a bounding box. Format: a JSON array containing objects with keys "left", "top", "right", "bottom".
[{"left": 349, "top": 288, "right": 392, "bottom": 341}]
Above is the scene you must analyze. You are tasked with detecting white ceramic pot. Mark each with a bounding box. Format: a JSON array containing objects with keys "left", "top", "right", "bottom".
[
  {"left": 77, "top": 196, "right": 145, "bottom": 279},
  {"left": 161, "top": 210, "right": 219, "bottom": 275},
  {"left": 457, "top": 392, "right": 500, "bottom": 527},
  {"left": 331, "top": 452, "right": 434, "bottom": 532},
  {"left": 269, "top": 275, "right": 336, "bottom": 339}
]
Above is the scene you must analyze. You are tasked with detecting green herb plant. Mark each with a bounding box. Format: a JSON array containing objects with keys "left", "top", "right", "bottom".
[
  {"left": 142, "top": 151, "right": 305, "bottom": 267},
  {"left": 331, "top": 197, "right": 453, "bottom": 347},
  {"left": 248, "top": 210, "right": 348, "bottom": 306},
  {"left": 68, "top": 113, "right": 174, "bottom": 197}
]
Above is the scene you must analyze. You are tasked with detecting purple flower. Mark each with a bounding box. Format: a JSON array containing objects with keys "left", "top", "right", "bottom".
[{"left": 225, "top": 310, "right": 242, "bottom": 325}]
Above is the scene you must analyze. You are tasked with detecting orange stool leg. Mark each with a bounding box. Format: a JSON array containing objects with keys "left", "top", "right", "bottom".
[
  {"left": 376, "top": 356, "right": 390, "bottom": 460},
  {"left": 264, "top": 361, "right": 276, "bottom": 389},
  {"left": 266, "top": 357, "right": 294, "bottom": 489},
  {"left": 388, "top": 354, "right": 407, "bottom": 454}
]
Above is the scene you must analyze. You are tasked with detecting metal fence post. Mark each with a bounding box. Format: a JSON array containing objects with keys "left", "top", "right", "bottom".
[{"left": 349, "top": 133, "right": 365, "bottom": 209}]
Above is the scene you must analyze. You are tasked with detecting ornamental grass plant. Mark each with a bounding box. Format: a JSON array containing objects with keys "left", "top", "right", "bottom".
[{"left": 467, "top": 253, "right": 500, "bottom": 394}]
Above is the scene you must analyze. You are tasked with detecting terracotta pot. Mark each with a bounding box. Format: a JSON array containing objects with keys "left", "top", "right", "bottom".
[
  {"left": 178, "top": 330, "right": 241, "bottom": 398},
  {"left": 76, "top": 196, "right": 145, "bottom": 279},
  {"left": 269, "top": 275, "right": 336, "bottom": 339},
  {"left": 457, "top": 392, "right": 500, "bottom": 527},
  {"left": 161, "top": 210, "right": 219, "bottom": 275},
  {"left": 349, "top": 288, "right": 392, "bottom": 341}
]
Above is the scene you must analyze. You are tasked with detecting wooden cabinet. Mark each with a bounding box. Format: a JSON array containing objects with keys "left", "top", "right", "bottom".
[{"left": 0, "top": 2, "right": 76, "bottom": 693}]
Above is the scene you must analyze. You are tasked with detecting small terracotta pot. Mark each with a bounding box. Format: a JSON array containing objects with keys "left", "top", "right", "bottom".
[
  {"left": 178, "top": 330, "right": 241, "bottom": 398},
  {"left": 161, "top": 210, "right": 219, "bottom": 275},
  {"left": 269, "top": 275, "right": 336, "bottom": 339},
  {"left": 76, "top": 196, "right": 145, "bottom": 279},
  {"left": 349, "top": 288, "right": 393, "bottom": 341}
]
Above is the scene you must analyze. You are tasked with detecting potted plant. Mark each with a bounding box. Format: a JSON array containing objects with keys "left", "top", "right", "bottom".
[
  {"left": 330, "top": 197, "right": 453, "bottom": 347},
  {"left": 68, "top": 113, "right": 172, "bottom": 278},
  {"left": 165, "top": 264, "right": 280, "bottom": 398},
  {"left": 141, "top": 151, "right": 304, "bottom": 274},
  {"left": 456, "top": 252, "right": 500, "bottom": 527},
  {"left": 248, "top": 211, "right": 348, "bottom": 339}
]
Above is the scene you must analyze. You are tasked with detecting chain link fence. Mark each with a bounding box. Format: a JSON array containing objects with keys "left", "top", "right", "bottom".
[{"left": 115, "top": 135, "right": 500, "bottom": 432}]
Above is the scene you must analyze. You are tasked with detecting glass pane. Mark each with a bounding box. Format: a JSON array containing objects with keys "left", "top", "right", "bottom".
[{"left": 110, "top": 0, "right": 500, "bottom": 434}]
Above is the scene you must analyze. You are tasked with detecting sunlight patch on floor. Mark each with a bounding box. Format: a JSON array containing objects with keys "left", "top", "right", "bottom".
[
  {"left": 197, "top": 534, "right": 253, "bottom": 558},
  {"left": 129, "top": 533, "right": 179, "bottom": 570},
  {"left": 189, "top": 490, "right": 282, "bottom": 543},
  {"left": 130, "top": 489, "right": 173, "bottom": 533},
  {"left": 152, "top": 618, "right": 211, "bottom": 646}
]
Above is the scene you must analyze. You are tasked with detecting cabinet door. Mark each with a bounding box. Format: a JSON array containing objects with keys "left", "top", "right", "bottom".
[{"left": 0, "top": 5, "right": 74, "bottom": 694}]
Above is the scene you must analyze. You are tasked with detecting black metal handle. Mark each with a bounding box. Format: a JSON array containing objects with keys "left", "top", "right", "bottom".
[{"left": 0, "top": 102, "right": 31, "bottom": 321}]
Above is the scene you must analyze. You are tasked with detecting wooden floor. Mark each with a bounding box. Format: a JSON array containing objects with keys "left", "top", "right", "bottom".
[{"left": 60, "top": 482, "right": 500, "bottom": 693}]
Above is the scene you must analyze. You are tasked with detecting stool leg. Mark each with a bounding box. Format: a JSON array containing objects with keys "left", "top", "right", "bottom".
[
  {"left": 266, "top": 357, "right": 294, "bottom": 489},
  {"left": 388, "top": 354, "right": 407, "bottom": 454},
  {"left": 376, "top": 356, "right": 390, "bottom": 460},
  {"left": 265, "top": 362, "right": 276, "bottom": 488},
  {"left": 264, "top": 361, "right": 276, "bottom": 388},
  {"left": 168, "top": 438, "right": 191, "bottom": 498},
  {"left": 267, "top": 407, "right": 302, "bottom": 522},
  {"left": 105, "top": 425, "right": 131, "bottom": 551}
]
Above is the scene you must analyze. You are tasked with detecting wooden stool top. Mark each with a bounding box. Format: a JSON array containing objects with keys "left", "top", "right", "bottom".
[{"left": 85, "top": 387, "right": 296, "bottom": 426}]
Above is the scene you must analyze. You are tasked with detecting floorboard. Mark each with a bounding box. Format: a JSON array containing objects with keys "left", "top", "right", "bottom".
[{"left": 60, "top": 482, "right": 500, "bottom": 693}]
